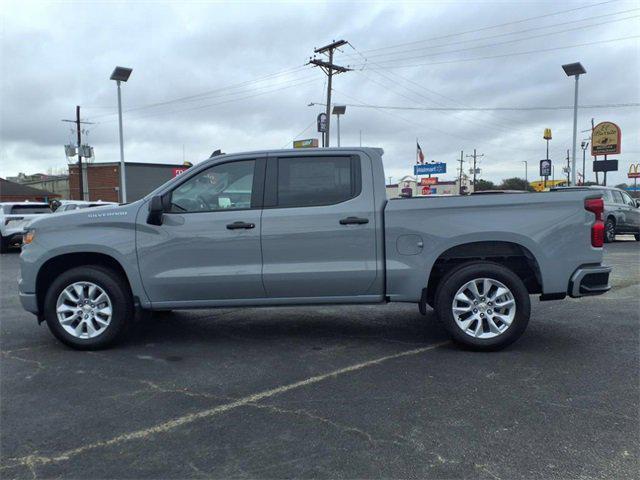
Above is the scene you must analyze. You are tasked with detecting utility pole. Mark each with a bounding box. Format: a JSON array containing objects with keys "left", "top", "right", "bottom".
[
  {"left": 466, "top": 149, "right": 484, "bottom": 191},
  {"left": 62, "top": 106, "right": 94, "bottom": 200},
  {"left": 308, "top": 40, "right": 350, "bottom": 147},
  {"left": 458, "top": 151, "right": 464, "bottom": 195},
  {"left": 566, "top": 149, "right": 570, "bottom": 185}
]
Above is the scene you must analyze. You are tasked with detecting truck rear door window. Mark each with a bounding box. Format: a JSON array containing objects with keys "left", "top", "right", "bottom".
[
  {"left": 275, "top": 156, "right": 360, "bottom": 208},
  {"left": 9, "top": 205, "right": 52, "bottom": 214}
]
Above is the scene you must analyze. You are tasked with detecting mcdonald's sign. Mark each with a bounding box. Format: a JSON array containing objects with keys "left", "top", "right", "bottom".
[{"left": 629, "top": 163, "right": 640, "bottom": 179}]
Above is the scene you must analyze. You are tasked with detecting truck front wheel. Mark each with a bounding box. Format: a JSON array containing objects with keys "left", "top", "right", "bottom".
[
  {"left": 43, "top": 265, "right": 133, "bottom": 350},
  {"left": 434, "top": 262, "right": 530, "bottom": 351}
]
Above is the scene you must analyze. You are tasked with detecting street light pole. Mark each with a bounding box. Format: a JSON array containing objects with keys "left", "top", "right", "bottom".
[
  {"left": 562, "top": 62, "right": 586, "bottom": 187},
  {"left": 332, "top": 105, "right": 346, "bottom": 147},
  {"left": 116, "top": 80, "right": 126, "bottom": 203},
  {"left": 110, "top": 66, "right": 132, "bottom": 203},
  {"left": 571, "top": 75, "right": 580, "bottom": 186},
  {"left": 522, "top": 160, "right": 528, "bottom": 182}
]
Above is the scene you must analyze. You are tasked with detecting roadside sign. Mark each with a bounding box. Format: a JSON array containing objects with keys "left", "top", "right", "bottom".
[
  {"left": 172, "top": 167, "right": 187, "bottom": 177},
  {"left": 628, "top": 164, "right": 640, "bottom": 179},
  {"left": 421, "top": 186, "right": 431, "bottom": 195},
  {"left": 414, "top": 163, "right": 446, "bottom": 175},
  {"left": 592, "top": 122, "right": 621, "bottom": 155},
  {"left": 543, "top": 128, "right": 552, "bottom": 140},
  {"left": 540, "top": 159, "right": 552, "bottom": 177},
  {"left": 400, "top": 187, "right": 413, "bottom": 197},
  {"left": 317, "top": 113, "right": 327, "bottom": 133},
  {"left": 420, "top": 177, "right": 438, "bottom": 186},
  {"left": 593, "top": 160, "right": 618, "bottom": 173},
  {"left": 293, "top": 138, "right": 319, "bottom": 149}
]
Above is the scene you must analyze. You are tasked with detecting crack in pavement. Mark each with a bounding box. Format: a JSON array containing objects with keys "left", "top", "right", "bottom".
[{"left": 0, "top": 341, "right": 449, "bottom": 472}]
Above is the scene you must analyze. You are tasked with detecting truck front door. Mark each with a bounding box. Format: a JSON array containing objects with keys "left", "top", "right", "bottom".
[
  {"left": 137, "top": 157, "right": 266, "bottom": 305},
  {"left": 260, "top": 153, "right": 378, "bottom": 299}
]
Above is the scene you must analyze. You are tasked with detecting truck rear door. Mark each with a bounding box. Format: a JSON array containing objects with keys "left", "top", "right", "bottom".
[{"left": 260, "top": 152, "right": 378, "bottom": 299}]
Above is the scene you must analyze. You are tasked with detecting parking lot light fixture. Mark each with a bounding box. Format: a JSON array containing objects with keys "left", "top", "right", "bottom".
[
  {"left": 332, "top": 105, "right": 346, "bottom": 147},
  {"left": 562, "top": 62, "right": 586, "bottom": 187},
  {"left": 110, "top": 66, "right": 133, "bottom": 203}
]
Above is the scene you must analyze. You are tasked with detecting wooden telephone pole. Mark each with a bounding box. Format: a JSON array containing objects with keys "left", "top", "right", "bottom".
[
  {"left": 308, "top": 40, "right": 350, "bottom": 147},
  {"left": 62, "top": 106, "right": 94, "bottom": 200}
]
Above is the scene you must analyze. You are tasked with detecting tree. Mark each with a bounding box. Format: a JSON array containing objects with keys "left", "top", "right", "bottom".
[
  {"left": 474, "top": 179, "right": 496, "bottom": 191},
  {"left": 499, "top": 177, "right": 535, "bottom": 192},
  {"left": 615, "top": 183, "right": 629, "bottom": 190}
]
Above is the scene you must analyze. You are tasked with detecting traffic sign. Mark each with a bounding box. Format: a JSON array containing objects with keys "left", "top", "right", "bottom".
[{"left": 414, "top": 163, "right": 446, "bottom": 175}]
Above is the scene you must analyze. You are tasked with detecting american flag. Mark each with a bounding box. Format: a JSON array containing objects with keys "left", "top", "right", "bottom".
[{"left": 417, "top": 142, "right": 425, "bottom": 164}]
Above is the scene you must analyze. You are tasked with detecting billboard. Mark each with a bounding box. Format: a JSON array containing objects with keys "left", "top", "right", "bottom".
[
  {"left": 293, "top": 138, "right": 319, "bottom": 149},
  {"left": 420, "top": 177, "right": 438, "bottom": 186},
  {"left": 593, "top": 160, "right": 618, "bottom": 173},
  {"left": 414, "top": 163, "right": 446, "bottom": 175},
  {"left": 592, "top": 122, "right": 621, "bottom": 155}
]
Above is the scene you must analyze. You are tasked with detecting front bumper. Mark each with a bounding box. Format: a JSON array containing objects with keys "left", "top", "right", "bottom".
[
  {"left": 568, "top": 264, "right": 612, "bottom": 298},
  {"left": 18, "top": 276, "right": 39, "bottom": 314},
  {"left": 2, "top": 232, "right": 24, "bottom": 245}
]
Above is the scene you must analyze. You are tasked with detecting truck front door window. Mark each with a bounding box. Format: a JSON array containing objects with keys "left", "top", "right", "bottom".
[{"left": 170, "top": 160, "right": 255, "bottom": 212}]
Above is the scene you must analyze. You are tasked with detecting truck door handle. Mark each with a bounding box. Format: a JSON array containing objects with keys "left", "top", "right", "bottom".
[
  {"left": 339, "top": 217, "right": 369, "bottom": 225},
  {"left": 226, "top": 221, "right": 255, "bottom": 230}
]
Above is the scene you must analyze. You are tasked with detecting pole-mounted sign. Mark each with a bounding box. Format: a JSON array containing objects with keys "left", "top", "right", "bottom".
[
  {"left": 591, "top": 121, "right": 621, "bottom": 156},
  {"left": 628, "top": 164, "right": 640, "bottom": 179},
  {"left": 540, "top": 159, "right": 552, "bottom": 177},
  {"left": 317, "top": 113, "right": 327, "bottom": 133},
  {"left": 414, "top": 163, "right": 446, "bottom": 175}
]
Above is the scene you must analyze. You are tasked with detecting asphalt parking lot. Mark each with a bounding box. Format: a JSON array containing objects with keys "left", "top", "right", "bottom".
[{"left": 1, "top": 240, "right": 638, "bottom": 479}]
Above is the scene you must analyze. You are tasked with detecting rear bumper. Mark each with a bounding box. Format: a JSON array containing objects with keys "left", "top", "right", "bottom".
[{"left": 568, "top": 264, "right": 612, "bottom": 298}]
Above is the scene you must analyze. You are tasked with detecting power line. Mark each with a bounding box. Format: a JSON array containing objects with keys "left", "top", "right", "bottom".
[
  {"left": 98, "top": 76, "right": 321, "bottom": 123},
  {"left": 87, "top": 65, "right": 308, "bottom": 120},
  {"left": 356, "top": 35, "right": 640, "bottom": 70},
  {"left": 308, "top": 101, "right": 640, "bottom": 112},
  {"left": 355, "top": 0, "right": 622, "bottom": 55},
  {"left": 353, "top": 8, "right": 639, "bottom": 61},
  {"left": 345, "top": 15, "right": 639, "bottom": 68}
]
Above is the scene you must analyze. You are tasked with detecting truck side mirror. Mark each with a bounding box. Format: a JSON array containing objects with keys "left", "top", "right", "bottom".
[{"left": 147, "top": 195, "right": 166, "bottom": 225}]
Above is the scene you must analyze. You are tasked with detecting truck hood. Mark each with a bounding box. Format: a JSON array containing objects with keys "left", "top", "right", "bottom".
[{"left": 27, "top": 201, "right": 143, "bottom": 231}]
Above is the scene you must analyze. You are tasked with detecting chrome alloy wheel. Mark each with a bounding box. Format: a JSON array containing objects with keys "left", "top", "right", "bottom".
[
  {"left": 451, "top": 277, "right": 516, "bottom": 339},
  {"left": 56, "top": 282, "right": 113, "bottom": 339}
]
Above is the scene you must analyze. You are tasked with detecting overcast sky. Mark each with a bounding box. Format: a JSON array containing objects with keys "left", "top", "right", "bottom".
[{"left": 1, "top": 0, "right": 638, "bottom": 186}]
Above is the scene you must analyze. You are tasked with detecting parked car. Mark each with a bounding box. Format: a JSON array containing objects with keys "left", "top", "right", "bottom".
[
  {"left": 0, "top": 202, "right": 52, "bottom": 252},
  {"left": 20, "top": 148, "right": 611, "bottom": 351},
  {"left": 551, "top": 186, "right": 640, "bottom": 242},
  {"left": 52, "top": 200, "right": 118, "bottom": 212}
]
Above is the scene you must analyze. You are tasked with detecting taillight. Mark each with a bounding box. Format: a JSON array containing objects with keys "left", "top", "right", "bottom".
[{"left": 585, "top": 198, "right": 604, "bottom": 247}]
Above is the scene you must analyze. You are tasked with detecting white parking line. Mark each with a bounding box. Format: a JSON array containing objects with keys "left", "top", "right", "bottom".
[{"left": 3, "top": 341, "right": 450, "bottom": 470}]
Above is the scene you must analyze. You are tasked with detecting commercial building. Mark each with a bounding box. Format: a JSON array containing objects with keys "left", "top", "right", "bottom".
[
  {"left": 68, "top": 161, "right": 190, "bottom": 202},
  {"left": 0, "top": 178, "right": 61, "bottom": 202},
  {"left": 386, "top": 175, "right": 471, "bottom": 198}
]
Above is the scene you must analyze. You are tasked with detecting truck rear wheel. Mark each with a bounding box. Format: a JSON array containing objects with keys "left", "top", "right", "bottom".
[
  {"left": 434, "top": 262, "right": 530, "bottom": 351},
  {"left": 43, "top": 265, "right": 133, "bottom": 350}
]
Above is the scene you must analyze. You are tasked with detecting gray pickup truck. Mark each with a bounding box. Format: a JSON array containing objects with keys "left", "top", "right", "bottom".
[{"left": 19, "top": 148, "right": 611, "bottom": 350}]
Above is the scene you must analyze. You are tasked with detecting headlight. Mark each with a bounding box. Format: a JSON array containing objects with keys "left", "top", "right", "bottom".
[{"left": 23, "top": 230, "right": 35, "bottom": 245}]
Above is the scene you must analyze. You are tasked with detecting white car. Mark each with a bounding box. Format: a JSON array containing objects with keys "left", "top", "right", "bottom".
[
  {"left": 52, "top": 200, "right": 118, "bottom": 212},
  {"left": 0, "top": 202, "right": 52, "bottom": 252}
]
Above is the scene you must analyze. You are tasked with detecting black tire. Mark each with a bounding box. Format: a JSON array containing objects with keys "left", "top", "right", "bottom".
[
  {"left": 434, "top": 261, "right": 531, "bottom": 351},
  {"left": 43, "top": 265, "right": 133, "bottom": 350},
  {"left": 604, "top": 218, "right": 616, "bottom": 243},
  {"left": 0, "top": 235, "right": 8, "bottom": 253},
  {"left": 635, "top": 234, "right": 640, "bottom": 241}
]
